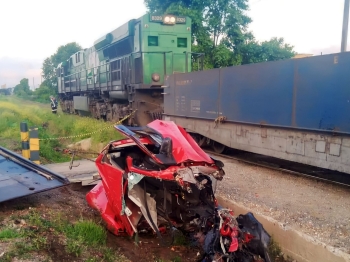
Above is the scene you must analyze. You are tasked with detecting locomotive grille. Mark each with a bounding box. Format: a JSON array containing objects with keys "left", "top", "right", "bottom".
[{"left": 150, "top": 112, "right": 163, "bottom": 120}]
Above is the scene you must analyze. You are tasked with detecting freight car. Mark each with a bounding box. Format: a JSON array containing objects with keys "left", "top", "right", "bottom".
[
  {"left": 0, "top": 87, "right": 13, "bottom": 95},
  {"left": 57, "top": 13, "right": 202, "bottom": 126},
  {"left": 163, "top": 52, "right": 350, "bottom": 174},
  {"left": 56, "top": 15, "right": 350, "bottom": 175}
]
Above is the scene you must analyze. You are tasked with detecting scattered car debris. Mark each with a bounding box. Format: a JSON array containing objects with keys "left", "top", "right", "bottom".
[{"left": 86, "top": 120, "right": 271, "bottom": 262}]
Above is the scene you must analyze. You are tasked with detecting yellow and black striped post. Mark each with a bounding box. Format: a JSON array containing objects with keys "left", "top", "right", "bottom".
[
  {"left": 29, "top": 127, "right": 40, "bottom": 165},
  {"left": 20, "top": 122, "right": 30, "bottom": 159}
]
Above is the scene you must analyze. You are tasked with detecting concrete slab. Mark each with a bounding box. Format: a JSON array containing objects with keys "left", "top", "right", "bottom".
[{"left": 44, "top": 159, "right": 99, "bottom": 185}]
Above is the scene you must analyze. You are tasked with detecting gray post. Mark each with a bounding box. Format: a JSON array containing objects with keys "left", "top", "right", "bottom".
[{"left": 341, "top": 0, "right": 350, "bottom": 52}]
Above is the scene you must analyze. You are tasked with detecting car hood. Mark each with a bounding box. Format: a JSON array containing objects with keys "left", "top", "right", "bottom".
[{"left": 115, "top": 120, "right": 214, "bottom": 165}]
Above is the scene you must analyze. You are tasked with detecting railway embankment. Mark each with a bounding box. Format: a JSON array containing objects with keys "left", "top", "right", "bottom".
[
  {"left": 215, "top": 155, "right": 350, "bottom": 262},
  {"left": 0, "top": 96, "right": 122, "bottom": 164}
]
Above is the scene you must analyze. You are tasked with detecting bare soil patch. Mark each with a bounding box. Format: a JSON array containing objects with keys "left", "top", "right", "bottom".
[{"left": 0, "top": 184, "right": 199, "bottom": 262}]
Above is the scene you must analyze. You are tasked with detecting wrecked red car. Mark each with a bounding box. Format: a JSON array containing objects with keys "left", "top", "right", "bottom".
[{"left": 86, "top": 120, "right": 271, "bottom": 262}]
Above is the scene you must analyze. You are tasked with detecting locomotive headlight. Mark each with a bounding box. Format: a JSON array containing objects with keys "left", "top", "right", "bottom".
[
  {"left": 152, "top": 73, "right": 160, "bottom": 82},
  {"left": 163, "top": 15, "right": 176, "bottom": 24},
  {"left": 164, "top": 16, "right": 170, "bottom": 23}
]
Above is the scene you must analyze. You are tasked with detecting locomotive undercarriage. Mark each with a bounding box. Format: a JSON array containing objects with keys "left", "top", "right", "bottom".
[
  {"left": 59, "top": 95, "right": 130, "bottom": 121},
  {"left": 59, "top": 88, "right": 164, "bottom": 126}
]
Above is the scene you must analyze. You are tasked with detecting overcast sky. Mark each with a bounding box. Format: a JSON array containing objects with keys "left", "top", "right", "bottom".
[{"left": 0, "top": 0, "right": 348, "bottom": 88}]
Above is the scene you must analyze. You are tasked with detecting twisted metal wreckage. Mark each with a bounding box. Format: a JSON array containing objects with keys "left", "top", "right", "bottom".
[{"left": 86, "top": 120, "right": 272, "bottom": 262}]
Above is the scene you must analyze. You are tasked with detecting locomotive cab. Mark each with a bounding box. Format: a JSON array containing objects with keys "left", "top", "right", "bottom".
[{"left": 57, "top": 13, "right": 195, "bottom": 126}]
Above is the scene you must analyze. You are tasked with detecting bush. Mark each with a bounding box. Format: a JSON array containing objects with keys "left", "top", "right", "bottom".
[{"left": 32, "top": 85, "right": 57, "bottom": 103}]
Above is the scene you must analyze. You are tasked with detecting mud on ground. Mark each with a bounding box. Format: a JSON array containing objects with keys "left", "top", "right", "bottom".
[{"left": 0, "top": 184, "right": 200, "bottom": 262}]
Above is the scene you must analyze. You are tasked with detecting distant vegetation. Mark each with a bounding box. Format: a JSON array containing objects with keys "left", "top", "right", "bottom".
[
  {"left": 41, "top": 42, "right": 82, "bottom": 92},
  {"left": 0, "top": 96, "right": 122, "bottom": 163},
  {"left": 11, "top": 42, "right": 82, "bottom": 102},
  {"left": 145, "top": 0, "right": 296, "bottom": 69},
  {"left": 11, "top": 1, "right": 296, "bottom": 101},
  {"left": 12, "top": 78, "right": 56, "bottom": 103}
]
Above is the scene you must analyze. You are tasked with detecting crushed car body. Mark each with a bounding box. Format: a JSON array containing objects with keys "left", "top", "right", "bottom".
[{"left": 86, "top": 120, "right": 271, "bottom": 262}]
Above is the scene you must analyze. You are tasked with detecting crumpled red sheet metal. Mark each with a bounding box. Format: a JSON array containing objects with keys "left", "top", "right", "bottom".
[
  {"left": 147, "top": 120, "right": 214, "bottom": 164},
  {"left": 86, "top": 120, "right": 271, "bottom": 262}
]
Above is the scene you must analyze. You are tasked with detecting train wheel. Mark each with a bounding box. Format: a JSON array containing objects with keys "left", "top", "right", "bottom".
[
  {"left": 191, "top": 134, "right": 200, "bottom": 145},
  {"left": 190, "top": 134, "right": 206, "bottom": 147},
  {"left": 212, "top": 141, "right": 226, "bottom": 154},
  {"left": 198, "top": 136, "right": 206, "bottom": 147}
]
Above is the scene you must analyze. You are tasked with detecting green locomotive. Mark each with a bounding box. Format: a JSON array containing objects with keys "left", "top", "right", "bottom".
[{"left": 57, "top": 13, "right": 196, "bottom": 126}]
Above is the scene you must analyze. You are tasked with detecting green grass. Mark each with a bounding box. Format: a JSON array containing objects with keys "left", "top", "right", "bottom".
[
  {"left": 172, "top": 230, "right": 189, "bottom": 246},
  {"left": 0, "top": 96, "right": 123, "bottom": 163},
  {"left": 268, "top": 236, "right": 290, "bottom": 261},
  {"left": 0, "top": 228, "right": 22, "bottom": 239},
  {"left": 64, "top": 220, "right": 107, "bottom": 247},
  {"left": 1, "top": 209, "right": 125, "bottom": 262}
]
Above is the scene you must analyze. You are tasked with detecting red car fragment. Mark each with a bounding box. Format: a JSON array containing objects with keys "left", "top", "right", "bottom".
[{"left": 86, "top": 120, "right": 271, "bottom": 262}]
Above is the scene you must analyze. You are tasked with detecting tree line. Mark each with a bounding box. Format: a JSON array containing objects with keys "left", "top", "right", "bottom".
[
  {"left": 145, "top": 0, "right": 295, "bottom": 68},
  {"left": 13, "top": 43, "right": 82, "bottom": 102},
  {"left": 15, "top": 0, "right": 295, "bottom": 99},
  {"left": 12, "top": 78, "right": 56, "bottom": 103}
]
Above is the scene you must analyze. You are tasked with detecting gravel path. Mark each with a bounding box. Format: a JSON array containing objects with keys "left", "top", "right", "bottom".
[{"left": 215, "top": 156, "right": 350, "bottom": 254}]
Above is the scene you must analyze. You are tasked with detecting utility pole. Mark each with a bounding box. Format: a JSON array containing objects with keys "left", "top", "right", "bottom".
[{"left": 341, "top": 0, "right": 350, "bottom": 52}]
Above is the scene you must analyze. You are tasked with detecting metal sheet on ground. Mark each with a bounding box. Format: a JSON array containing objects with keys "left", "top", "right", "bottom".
[{"left": 0, "top": 146, "right": 69, "bottom": 203}]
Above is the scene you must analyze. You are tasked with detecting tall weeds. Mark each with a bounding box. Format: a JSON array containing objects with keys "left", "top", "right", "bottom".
[{"left": 0, "top": 96, "right": 123, "bottom": 162}]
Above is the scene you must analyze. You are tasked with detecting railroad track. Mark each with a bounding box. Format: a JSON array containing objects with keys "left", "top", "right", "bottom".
[{"left": 204, "top": 149, "right": 350, "bottom": 188}]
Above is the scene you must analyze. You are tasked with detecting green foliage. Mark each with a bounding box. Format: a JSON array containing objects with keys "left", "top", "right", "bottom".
[
  {"left": 268, "top": 236, "right": 283, "bottom": 261},
  {"left": 0, "top": 96, "right": 123, "bottom": 163},
  {"left": 12, "top": 78, "right": 56, "bottom": 104},
  {"left": 32, "top": 85, "right": 56, "bottom": 103},
  {"left": 42, "top": 42, "right": 82, "bottom": 92},
  {"left": 172, "top": 230, "right": 189, "bottom": 246},
  {"left": 172, "top": 257, "right": 182, "bottom": 262},
  {"left": 11, "top": 241, "right": 38, "bottom": 256},
  {"left": 101, "top": 247, "right": 119, "bottom": 262},
  {"left": 66, "top": 237, "right": 85, "bottom": 257},
  {"left": 0, "top": 208, "right": 126, "bottom": 262},
  {"left": 13, "top": 78, "right": 33, "bottom": 99},
  {"left": 0, "top": 228, "right": 22, "bottom": 239},
  {"left": 145, "top": 0, "right": 295, "bottom": 68},
  {"left": 240, "top": 37, "right": 296, "bottom": 65},
  {"left": 211, "top": 43, "right": 235, "bottom": 68},
  {"left": 64, "top": 220, "right": 107, "bottom": 247}
]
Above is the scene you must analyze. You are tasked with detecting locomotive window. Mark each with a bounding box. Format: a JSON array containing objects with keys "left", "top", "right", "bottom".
[
  {"left": 111, "top": 59, "right": 121, "bottom": 82},
  {"left": 112, "top": 71, "right": 121, "bottom": 81},
  {"left": 177, "top": 38, "right": 187, "bottom": 48},
  {"left": 111, "top": 60, "right": 121, "bottom": 71},
  {"left": 75, "top": 53, "right": 80, "bottom": 63},
  {"left": 148, "top": 36, "right": 158, "bottom": 46}
]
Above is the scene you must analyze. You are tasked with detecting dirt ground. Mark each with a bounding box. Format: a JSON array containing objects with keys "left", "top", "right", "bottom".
[
  {"left": 2, "top": 153, "right": 349, "bottom": 261},
  {"left": 0, "top": 184, "right": 200, "bottom": 262},
  {"left": 214, "top": 155, "right": 350, "bottom": 254}
]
